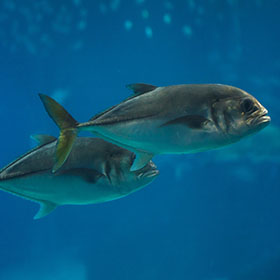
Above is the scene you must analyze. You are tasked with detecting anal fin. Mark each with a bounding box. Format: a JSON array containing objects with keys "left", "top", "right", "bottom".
[
  {"left": 0, "top": 186, "right": 57, "bottom": 220},
  {"left": 130, "top": 151, "right": 154, "bottom": 171},
  {"left": 34, "top": 201, "right": 57, "bottom": 220}
]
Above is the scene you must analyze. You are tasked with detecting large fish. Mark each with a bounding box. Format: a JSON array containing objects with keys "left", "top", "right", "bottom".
[
  {"left": 39, "top": 83, "right": 271, "bottom": 172},
  {"left": 0, "top": 135, "right": 159, "bottom": 219}
]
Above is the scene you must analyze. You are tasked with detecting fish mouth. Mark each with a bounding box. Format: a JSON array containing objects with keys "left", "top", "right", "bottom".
[
  {"left": 136, "top": 161, "right": 159, "bottom": 179},
  {"left": 137, "top": 169, "right": 159, "bottom": 179},
  {"left": 251, "top": 109, "right": 271, "bottom": 127}
]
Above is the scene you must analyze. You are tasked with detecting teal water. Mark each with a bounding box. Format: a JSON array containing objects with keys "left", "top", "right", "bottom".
[{"left": 0, "top": 1, "right": 279, "bottom": 279}]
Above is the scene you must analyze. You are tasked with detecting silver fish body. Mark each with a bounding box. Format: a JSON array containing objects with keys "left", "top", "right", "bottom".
[
  {"left": 39, "top": 83, "right": 270, "bottom": 172},
  {"left": 86, "top": 84, "right": 270, "bottom": 151},
  {"left": 0, "top": 136, "right": 159, "bottom": 219}
]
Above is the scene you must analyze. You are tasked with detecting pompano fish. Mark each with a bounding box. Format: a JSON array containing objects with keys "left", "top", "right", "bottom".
[
  {"left": 0, "top": 135, "right": 159, "bottom": 219},
  {"left": 39, "top": 83, "right": 271, "bottom": 172}
]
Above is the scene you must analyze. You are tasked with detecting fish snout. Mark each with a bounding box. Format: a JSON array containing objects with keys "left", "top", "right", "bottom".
[
  {"left": 251, "top": 107, "right": 271, "bottom": 127},
  {"left": 136, "top": 161, "right": 159, "bottom": 179}
]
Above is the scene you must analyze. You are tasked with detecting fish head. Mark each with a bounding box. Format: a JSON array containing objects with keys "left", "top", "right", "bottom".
[
  {"left": 105, "top": 152, "right": 159, "bottom": 195},
  {"left": 212, "top": 86, "right": 271, "bottom": 142}
]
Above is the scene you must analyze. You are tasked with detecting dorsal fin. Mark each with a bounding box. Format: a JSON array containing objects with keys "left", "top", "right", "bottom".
[
  {"left": 31, "top": 134, "right": 57, "bottom": 146},
  {"left": 126, "top": 83, "right": 157, "bottom": 96}
]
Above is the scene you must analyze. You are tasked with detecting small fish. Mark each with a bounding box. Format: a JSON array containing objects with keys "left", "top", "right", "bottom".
[
  {"left": 39, "top": 83, "right": 270, "bottom": 172},
  {"left": 0, "top": 135, "right": 159, "bottom": 219}
]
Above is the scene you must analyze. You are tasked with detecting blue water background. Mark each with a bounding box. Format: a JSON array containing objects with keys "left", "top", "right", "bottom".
[{"left": 0, "top": 0, "right": 279, "bottom": 279}]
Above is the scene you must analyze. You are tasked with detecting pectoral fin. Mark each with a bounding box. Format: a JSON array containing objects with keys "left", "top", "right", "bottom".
[
  {"left": 59, "top": 168, "right": 104, "bottom": 184},
  {"left": 34, "top": 201, "right": 57, "bottom": 220},
  {"left": 130, "top": 151, "right": 154, "bottom": 171},
  {"left": 161, "top": 115, "right": 210, "bottom": 129}
]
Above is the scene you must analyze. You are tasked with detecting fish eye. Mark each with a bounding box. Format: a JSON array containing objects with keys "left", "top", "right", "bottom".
[{"left": 242, "top": 98, "right": 256, "bottom": 113}]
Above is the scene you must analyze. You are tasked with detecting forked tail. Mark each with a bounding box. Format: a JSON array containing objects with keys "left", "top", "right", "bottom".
[{"left": 39, "top": 94, "right": 79, "bottom": 172}]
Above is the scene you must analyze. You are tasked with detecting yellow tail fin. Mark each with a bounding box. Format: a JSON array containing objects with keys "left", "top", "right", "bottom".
[{"left": 39, "top": 94, "right": 78, "bottom": 172}]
